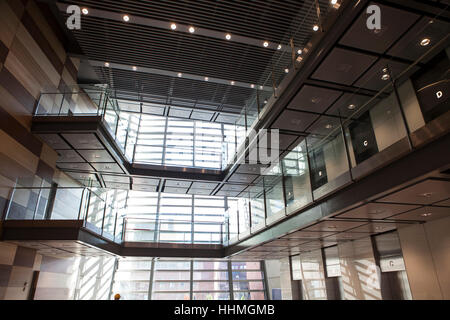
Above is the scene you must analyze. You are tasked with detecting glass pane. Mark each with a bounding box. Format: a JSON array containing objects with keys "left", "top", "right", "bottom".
[{"left": 234, "top": 291, "right": 265, "bottom": 300}]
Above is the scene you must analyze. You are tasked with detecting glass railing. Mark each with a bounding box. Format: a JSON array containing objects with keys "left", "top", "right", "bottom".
[
  {"left": 123, "top": 218, "right": 226, "bottom": 245},
  {"left": 223, "top": 6, "right": 450, "bottom": 244},
  {"left": 4, "top": 186, "right": 125, "bottom": 243}
]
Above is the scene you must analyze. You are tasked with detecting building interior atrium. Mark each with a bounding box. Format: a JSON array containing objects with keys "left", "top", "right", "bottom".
[{"left": 0, "top": 0, "right": 449, "bottom": 301}]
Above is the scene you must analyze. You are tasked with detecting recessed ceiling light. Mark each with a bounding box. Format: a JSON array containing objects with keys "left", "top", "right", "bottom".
[
  {"left": 330, "top": 0, "right": 341, "bottom": 9},
  {"left": 313, "top": 25, "right": 319, "bottom": 32},
  {"left": 277, "top": 44, "right": 282, "bottom": 50},
  {"left": 189, "top": 26, "right": 195, "bottom": 33},
  {"left": 284, "top": 68, "right": 289, "bottom": 73},
  {"left": 418, "top": 192, "right": 433, "bottom": 198},
  {"left": 264, "top": 99, "right": 268, "bottom": 104},
  {"left": 263, "top": 41, "right": 269, "bottom": 47},
  {"left": 348, "top": 104, "right": 356, "bottom": 110},
  {"left": 81, "top": 8, "right": 89, "bottom": 15},
  {"left": 104, "top": 62, "right": 110, "bottom": 67},
  {"left": 369, "top": 209, "right": 385, "bottom": 215},
  {"left": 325, "top": 124, "right": 333, "bottom": 129},
  {"left": 170, "top": 23, "right": 177, "bottom": 30},
  {"left": 177, "top": 73, "right": 183, "bottom": 77},
  {"left": 328, "top": 225, "right": 337, "bottom": 229},
  {"left": 381, "top": 73, "right": 390, "bottom": 81},
  {"left": 123, "top": 15, "right": 130, "bottom": 22},
  {"left": 132, "top": 66, "right": 137, "bottom": 71},
  {"left": 375, "top": 226, "right": 382, "bottom": 230},
  {"left": 225, "top": 33, "right": 231, "bottom": 40},
  {"left": 259, "top": 85, "right": 264, "bottom": 90},
  {"left": 250, "top": 84, "right": 255, "bottom": 89},
  {"left": 421, "top": 212, "right": 432, "bottom": 217},
  {"left": 296, "top": 56, "right": 303, "bottom": 62},
  {"left": 297, "top": 49, "right": 302, "bottom": 55},
  {"left": 204, "top": 77, "right": 209, "bottom": 81},
  {"left": 230, "top": 81, "right": 235, "bottom": 85},
  {"left": 420, "top": 38, "right": 431, "bottom": 46}
]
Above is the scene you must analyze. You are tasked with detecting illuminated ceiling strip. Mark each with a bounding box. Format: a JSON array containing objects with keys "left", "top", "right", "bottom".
[
  {"left": 89, "top": 60, "right": 273, "bottom": 91},
  {"left": 56, "top": 2, "right": 302, "bottom": 53}
]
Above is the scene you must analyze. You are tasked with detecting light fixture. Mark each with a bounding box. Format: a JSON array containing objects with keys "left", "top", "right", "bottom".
[
  {"left": 263, "top": 41, "right": 269, "bottom": 47},
  {"left": 204, "top": 77, "right": 209, "bottom": 81},
  {"left": 418, "top": 192, "right": 433, "bottom": 198},
  {"left": 296, "top": 56, "right": 303, "bottom": 62},
  {"left": 421, "top": 212, "right": 432, "bottom": 217},
  {"left": 250, "top": 84, "right": 255, "bottom": 89},
  {"left": 230, "top": 81, "right": 235, "bottom": 85},
  {"left": 313, "top": 24, "right": 319, "bottom": 32},
  {"left": 170, "top": 23, "right": 177, "bottom": 30},
  {"left": 177, "top": 73, "right": 183, "bottom": 77},
  {"left": 188, "top": 26, "right": 195, "bottom": 33},
  {"left": 132, "top": 66, "right": 137, "bottom": 71},
  {"left": 264, "top": 99, "right": 268, "bottom": 104},
  {"left": 330, "top": 0, "right": 341, "bottom": 9},
  {"left": 277, "top": 44, "right": 282, "bottom": 50},
  {"left": 104, "top": 62, "right": 110, "bottom": 67},
  {"left": 225, "top": 33, "right": 231, "bottom": 40},
  {"left": 297, "top": 49, "right": 302, "bottom": 55},
  {"left": 369, "top": 209, "right": 385, "bottom": 215},
  {"left": 348, "top": 104, "right": 356, "bottom": 110},
  {"left": 381, "top": 73, "right": 390, "bottom": 81},
  {"left": 123, "top": 15, "right": 130, "bottom": 22},
  {"left": 284, "top": 68, "right": 289, "bottom": 73},
  {"left": 420, "top": 38, "right": 431, "bottom": 46},
  {"left": 363, "top": 140, "right": 368, "bottom": 147},
  {"left": 325, "top": 124, "right": 333, "bottom": 129},
  {"left": 81, "top": 7, "right": 89, "bottom": 15},
  {"left": 328, "top": 225, "right": 337, "bottom": 229},
  {"left": 259, "top": 85, "right": 264, "bottom": 90}
]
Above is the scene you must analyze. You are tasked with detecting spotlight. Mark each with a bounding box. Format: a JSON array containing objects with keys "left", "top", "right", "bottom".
[
  {"left": 104, "top": 62, "right": 110, "bottom": 67},
  {"left": 204, "top": 77, "right": 209, "bottom": 81},
  {"left": 297, "top": 49, "right": 302, "bottom": 55},
  {"left": 420, "top": 38, "right": 431, "bottom": 46},
  {"left": 348, "top": 104, "right": 356, "bottom": 110},
  {"left": 264, "top": 99, "right": 268, "bottom": 104},
  {"left": 123, "top": 15, "right": 130, "bottom": 22},
  {"left": 330, "top": 0, "right": 341, "bottom": 9},
  {"left": 81, "top": 8, "right": 89, "bottom": 15},
  {"left": 421, "top": 213, "right": 432, "bottom": 217},
  {"left": 259, "top": 86, "right": 264, "bottom": 90},
  {"left": 284, "top": 68, "right": 289, "bottom": 73},
  {"left": 230, "top": 81, "right": 235, "bottom": 85},
  {"left": 277, "top": 45, "right": 282, "bottom": 50},
  {"left": 263, "top": 41, "right": 269, "bottom": 47},
  {"left": 178, "top": 73, "right": 183, "bottom": 77},
  {"left": 313, "top": 24, "right": 319, "bottom": 32},
  {"left": 132, "top": 66, "right": 137, "bottom": 71},
  {"left": 170, "top": 23, "right": 177, "bottom": 30},
  {"left": 250, "top": 84, "right": 255, "bottom": 89},
  {"left": 325, "top": 124, "right": 333, "bottom": 129},
  {"left": 225, "top": 33, "right": 231, "bottom": 40},
  {"left": 381, "top": 73, "right": 390, "bottom": 81},
  {"left": 189, "top": 26, "right": 195, "bottom": 33}
]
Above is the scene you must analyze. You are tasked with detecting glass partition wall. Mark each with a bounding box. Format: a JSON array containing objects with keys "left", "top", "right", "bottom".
[{"left": 112, "top": 259, "right": 267, "bottom": 301}]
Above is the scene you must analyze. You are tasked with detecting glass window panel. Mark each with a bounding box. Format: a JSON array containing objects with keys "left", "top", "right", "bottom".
[
  {"left": 233, "top": 281, "right": 264, "bottom": 291},
  {"left": 192, "top": 292, "right": 230, "bottom": 300},
  {"left": 193, "top": 271, "right": 228, "bottom": 281},
  {"left": 234, "top": 291, "right": 265, "bottom": 300},
  {"left": 192, "top": 281, "right": 229, "bottom": 291}
]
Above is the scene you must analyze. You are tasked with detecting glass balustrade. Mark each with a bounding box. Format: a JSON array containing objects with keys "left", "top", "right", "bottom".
[{"left": 5, "top": 186, "right": 124, "bottom": 243}]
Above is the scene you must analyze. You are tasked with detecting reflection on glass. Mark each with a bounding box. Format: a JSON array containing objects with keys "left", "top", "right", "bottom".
[
  {"left": 283, "top": 141, "right": 312, "bottom": 213},
  {"left": 264, "top": 167, "right": 285, "bottom": 219}
]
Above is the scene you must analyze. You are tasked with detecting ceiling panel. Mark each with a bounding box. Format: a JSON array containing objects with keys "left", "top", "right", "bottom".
[
  {"left": 326, "top": 92, "right": 379, "bottom": 118},
  {"left": 133, "top": 177, "right": 160, "bottom": 186},
  {"left": 376, "top": 179, "right": 450, "bottom": 205},
  {"left": 311, "top": 47, "right": 378, "bottom": 85},
  {"left": 271, "top": 110, "right": 319, "bottom": 132},
  {"left": 78, "top": 150, "right": 115, "bottom": 163},
  {"left": 163, "top": 187, "right": 188, "bottom": 194},
  {"left": 287, "top": 85, "right": 342, "bottom": 113},
  {"left": 61, "top": 133, "right": 104, "bottom": 149},
  {"left": 56, "top": 150, "right": 86, "bottom": 163},
  {"left": 281, "top": 230, "right": 337, "bottom": 239},
  {"left": 91, "top": 163, "right": 124, "bottom": 173},
  {"left": 305, "top": 115, "right": 341, "bottom": 136},
  {"left": 38, "top": 134, "right": 71, "bottom": 150},
  {"left": 187, "top": 188, "right": 212, "bottom": 195},
  {"left": 336, "top": 202, "right": 420, "bottom": 220},
  {"left": 303, "top": 220, "right": 367, "bottom": 232},
  {"left": 190, "top": 182, "right": 219, "bottom": 190},
  {"left": 339, "top": 3, "right": 420, "bottom": 54},
  {"left": 132, "top": 185, "right": 158, "bottom": 192},
  {"left": 435, "top": 198, "right": 450, "bottom": 207},
  {"left": 56, "top": 162, "right": 94, "bottom": 171},
  {"left": 66, "top": 172, "right": 98, "bottom": 182},
  {"left": 105, "top": 182, "right": 130, "bottom": 189},
  {"left": 386, "top": 206, "right": 450, "bottom": 222},
  {"left": 347, "top": 222, "right": 399, "bottom": 234},
  {"left": 322, "top": 232, "right": 369, "bottom": 242},
  {"left": 165, "top": 180, "right": 192, "bottom": 188},
  {"left": 354, "top": 58, "right": 418, "bottom": 91},
  {"left": 388, "top": 17, "right": 450, "bottom": 63},
  {"left": 102, "top": 175, "right": 130, "bottom": 183},
  {"left": 236, "top": 163, "right": 269, "bottom": 175},
  {"left": 228, "top": 173, "right": 258, "bottom": 184}
]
